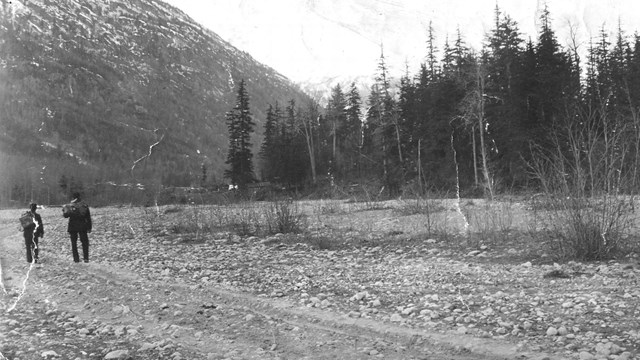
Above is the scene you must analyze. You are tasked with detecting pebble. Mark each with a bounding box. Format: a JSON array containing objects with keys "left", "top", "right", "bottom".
[
  {"left": 41, "top": 350, "right": 60, "bottom": 358},
  {"left": 104, "top": 349, "right": 129, "bottom": 359},
  {"left": 578, "top": 351, "right": 594, "bottom": 360},
  {"left": 557, "top": 326, "right": 568, "bottom": 336},
  {"left": 139, "top": 343, "right": 156, "bottom": 351},
  {"left": 352, "top": 291, "right": 368, "bottom": 301},
  {"left": 401, "top": 306, "right": 416, "bottom": 315},
  {"left": 546, "top": 327, "right": 558, "bottom": 336}
]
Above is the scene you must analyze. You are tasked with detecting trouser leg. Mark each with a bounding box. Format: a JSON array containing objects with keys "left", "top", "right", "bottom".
[
  {"left": 70, "top": 232, "right": 80, "bottom": 262},
  {"left": 24, "top": 232, "right": 33, "bottom": 263},
  {"left": 79, "top": 232, "right": 89, "bottom": 262}
]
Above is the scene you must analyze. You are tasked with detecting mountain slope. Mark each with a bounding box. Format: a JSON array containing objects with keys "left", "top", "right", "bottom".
[{"left": 0, "top": 0, "right": 310, "bottom": 191}]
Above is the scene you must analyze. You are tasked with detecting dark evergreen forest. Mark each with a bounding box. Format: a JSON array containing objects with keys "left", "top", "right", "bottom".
[{"left": 258, "top": 6, "right": 640, "bottom": 199}]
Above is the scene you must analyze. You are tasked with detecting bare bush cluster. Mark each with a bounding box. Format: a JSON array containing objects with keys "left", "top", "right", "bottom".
[{"left": 528, "top": 107, "right": 638, "bottom": 260}]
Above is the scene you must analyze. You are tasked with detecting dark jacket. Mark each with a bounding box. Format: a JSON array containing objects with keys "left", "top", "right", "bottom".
[
  {"left": 24, "top": 212, "right": 44, "bottom": 237},
  {"left": 64, "top": 199, "right": 92, "bottom": 233}
]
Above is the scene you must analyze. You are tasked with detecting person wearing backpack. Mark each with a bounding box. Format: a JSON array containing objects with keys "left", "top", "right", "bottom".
[
  {"left": 63, "top": 192, "right": 92, "bottom": 263},
  {"left": 22, "top": 202, "right": 44, "bottom": 263}
]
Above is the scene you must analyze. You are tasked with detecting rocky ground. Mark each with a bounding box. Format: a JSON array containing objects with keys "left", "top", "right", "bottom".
[{"left": 0, "top": 199, "right": 639, "bottom": 360}]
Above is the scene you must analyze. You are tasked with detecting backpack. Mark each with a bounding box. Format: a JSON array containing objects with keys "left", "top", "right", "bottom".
[
  {"left": 19, "top": 211, "right": 34, "bottom": 229},
  {"left": 63, "top": 202, "right": 88, "bottom": 217}
]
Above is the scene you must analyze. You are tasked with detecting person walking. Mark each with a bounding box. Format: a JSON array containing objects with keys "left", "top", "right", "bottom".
[
  {"left": 22, "top": 202, "right": 44, "bottom": 263},
  {"left": 63, "top": 192, "right": 92, "bottom": 263}
]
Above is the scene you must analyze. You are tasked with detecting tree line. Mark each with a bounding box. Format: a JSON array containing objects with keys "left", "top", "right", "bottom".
[{"left": 226, "top": 5, "right": 640, "bottom": 198}]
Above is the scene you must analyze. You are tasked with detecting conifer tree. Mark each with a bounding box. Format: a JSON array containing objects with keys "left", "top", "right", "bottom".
[
  {"left": 483, "top": 5, "right": 526, "bottom": 186},
  {"left": 224, "top": 79, "right": 255, "bottom": 190},
  {"left": 367, "top": 48, "right": 403, "bottom": 195},
  {"left": 326, "top": 84, "right": 347, "bottom": 176},
  {"left": 534, "top": 5, "right": 572, "bottom": 137},
  {"left": 426, "top": 21, "right": 439, "bottom": 82},
  {"left": 344, "top": 82, "right": 363, "bottom": 179},
  {"left": 259, "top": 102, "right": 282, "bottom": 181},
  {"left": 283, "top": 100, "right": 308, "bottom": 188}
]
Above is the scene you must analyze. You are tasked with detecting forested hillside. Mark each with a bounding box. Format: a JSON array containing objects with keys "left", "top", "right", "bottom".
[{"left": 0, "top": 0, "right": 310, "bottom": 206}]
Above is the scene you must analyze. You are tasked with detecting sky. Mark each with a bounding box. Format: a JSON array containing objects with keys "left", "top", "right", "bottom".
[{"left": 164, "top": 0, "right": 640, "bottom": 84}]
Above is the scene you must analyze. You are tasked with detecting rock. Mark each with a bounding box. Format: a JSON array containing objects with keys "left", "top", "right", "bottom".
[
  {"left": 456, "top": 326, "right": 467, "bottom": 334},
  {"left": 389, "top": 313, "right": 403, "bottom": 322},
  {"left": 114, "top": 325, "right": 127, "bottom": 337},
  {"left": 481, "top": 307, "right": 494, "bottom": 316},
  {"left": 401, "top": 306, "right": 416, "bottom": 315},
  {"left": 609, "top": 343, "right": 624, "bottom": 355},
  {"left": 555, "top": 326, "right": 567, "bottom": 336},
  {"left": 41, "top": 350, "right": 60, "bottom": 358},
  {"left": 546, "top": 327, "right": 558, "bottom": 336},
  {"left": 104, "top": 350, "right": 129, "bottom": 359},
  {"left": 244, "top": 314, "right": 255, "bottom": 322},
  {"left": 309, "top": 297, "right": 320, "bottom": 305},
  {"left": 467, "top": 250, "right": 481, "bottom": 257},
  {"left": 578, "top": 351, "right": 594, "bottom": 360},
  {"left": 595, "top": 342, "right": 611, "bottom": 356},
  {"left": 371, "top": 299, "right": 381, "bottom": 307},
  {"left": 353, "top": 291, "right": 368, "bottom": 301},
  {"left": 617, "top": 352, "right": 632, "bottom": 360},
  {"left": 139, "top": 343, "right": 156, "bottom": 351},
  {"left": 523, "top": 321, "right": 533, "bottom": 330}
]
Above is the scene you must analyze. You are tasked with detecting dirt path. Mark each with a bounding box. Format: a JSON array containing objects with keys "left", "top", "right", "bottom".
[{"left": 1, "top": 208, "right": 566, "bottom": 360}]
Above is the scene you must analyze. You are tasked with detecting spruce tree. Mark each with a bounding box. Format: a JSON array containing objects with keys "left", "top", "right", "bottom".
[
  {"left": 484, "top": 5, "right": 526, "bottom": 186},
  {"left": 260, "top": 103, "right": 281, "bottom": 181},
  {"left": 224, "top": 79, "right": 255, "bottom": 190},
  {"left": 535, "top": 5, "right": 572, "bottom": 138},
  {"left": 326, "top": 84, "right": 347, "bottom": 176},
  {"left": 344, "top": 82, "right": 363, "bottom": 179}
]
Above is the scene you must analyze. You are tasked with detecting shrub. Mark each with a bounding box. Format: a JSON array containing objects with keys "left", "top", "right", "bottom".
[
  {"left": 528, "top": 107, "right": 637, "bottom": 261},
  {"left": 264, "top": 199, "right": 306, "bottom": 235},
  {"left": 466, "top": 199, "right": 514, "bottom": 246}
]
